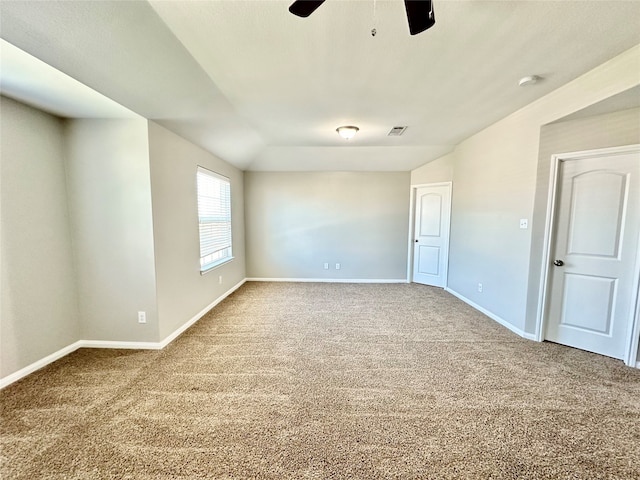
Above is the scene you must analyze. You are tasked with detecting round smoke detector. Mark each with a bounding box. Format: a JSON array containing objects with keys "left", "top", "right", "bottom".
[{"left": 519, "top": 75, "right": 541, "bottom": 87}]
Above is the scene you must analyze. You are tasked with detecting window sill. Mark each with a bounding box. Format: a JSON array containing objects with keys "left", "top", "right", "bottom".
[{"left": 200, "top": 257, "right": 234, "bottom": 275}]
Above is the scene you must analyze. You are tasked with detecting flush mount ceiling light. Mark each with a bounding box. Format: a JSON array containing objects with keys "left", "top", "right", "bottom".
[
  {"left": 336, "top": 125, "right": 359, "bottom": 140},
  {"left": 519, "top": 75, "right": 541, "bottom": 87}
]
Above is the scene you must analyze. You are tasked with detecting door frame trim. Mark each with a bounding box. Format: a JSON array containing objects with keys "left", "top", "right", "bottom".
[
  {"left": 535, "top": 144, "right": 640, "bottom": 367},
  {"left": 407, "top": 182, "right": 452, "bottom": 286}
]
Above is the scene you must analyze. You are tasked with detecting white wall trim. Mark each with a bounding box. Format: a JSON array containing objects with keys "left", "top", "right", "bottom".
[
  {"left": 445, "top": 287, "right": 536, "bottom": 341},
  {"left": 406, "top": 186, "right": 417, "bottom": 282},
  {"left": 0, "top": 341, "right": 84, "bottom": 389},
  {"left": 628, "top": 251, "right": 640, "bottom": 368},
  {"left": 246, "top": 278, "right": 408, "bottom": 283},
  {"left": 158, "top": 278, "right": 246, "bottom": 348},
  {"left": 534, "top": 151, "right": 562, "bottom": 342},
  {"left": 80, "top": 340, "right": 163, "bottom": 350},
  {"left": 410, "top": 182, "right": 453, "bottom": 188},
  {"left": 0, "top": 279, "right": 248, "bottom": 389}
]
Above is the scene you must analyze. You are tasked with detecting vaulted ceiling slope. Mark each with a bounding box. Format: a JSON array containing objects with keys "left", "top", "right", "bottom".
[{"left": 1, "top": 1, "right": 639, "bottom": 171}]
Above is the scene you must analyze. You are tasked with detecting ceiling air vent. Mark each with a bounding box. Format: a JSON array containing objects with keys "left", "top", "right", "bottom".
[{"left": 388, "top": 126, "right": 407, "bottom": 136}]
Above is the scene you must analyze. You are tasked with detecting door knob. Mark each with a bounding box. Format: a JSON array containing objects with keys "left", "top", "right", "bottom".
[
  {"left": 553, "top": 260, "right": 564, "bottom": 266},
  {"left": 415, "top": 239, "right": 419, "bottom": 243}
]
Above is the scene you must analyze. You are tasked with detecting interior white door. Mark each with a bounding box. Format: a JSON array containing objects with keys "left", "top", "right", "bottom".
[
  {"left": 545, "top": 149, "right": 640, "bottom": 359},
  {"left": 412, "top": 184, "right": 451, "bottom": 287}
]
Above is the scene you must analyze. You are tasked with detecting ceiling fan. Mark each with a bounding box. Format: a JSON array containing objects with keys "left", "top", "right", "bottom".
[{"left": 289, "top": 0, "right": 435, "bottom": 36}]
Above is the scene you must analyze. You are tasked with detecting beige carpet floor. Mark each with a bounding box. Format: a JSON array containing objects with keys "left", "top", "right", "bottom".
[{"left": 1, "top": 282, "right": 640, "bottom": 479}]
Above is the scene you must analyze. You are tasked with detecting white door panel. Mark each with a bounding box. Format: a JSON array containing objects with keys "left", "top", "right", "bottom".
[
  {"left": 418, "top": 245, "right": 440, "bottom": 276},
  {"left": 545, "top": 150, "right": 640, "bottom": 360},
  {"left": 567, "top": 171, "right": 626, "bottom": 257},
  {"left": 560, "top": 274, "right": 616, "bottom": 334},
  {"left": 419, "top": 194, "right": 442, "bottom": 237},
  {"left": 412, "top": 185, "right": 451, "bottom": 287}
]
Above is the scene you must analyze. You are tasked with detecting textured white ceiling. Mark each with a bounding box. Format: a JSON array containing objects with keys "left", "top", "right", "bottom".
[{"left": 1, "top": 0, "right": 639, "bottom": 171}]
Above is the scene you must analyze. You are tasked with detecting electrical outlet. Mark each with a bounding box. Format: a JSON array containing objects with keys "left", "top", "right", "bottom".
[
  {"left": 323, "top": 263, "right": 329, "bottom": 270},
  {"left": 218, "top": 275, "right": 223, "bottom": 285},
  {"left": 478, "top": 283, "right": 483, "bottom": 293},
  {"left": 138, "top": 311, "right": 146, "bottom": 324},
  {"left": 335, "top": 263, "right": 341, "bottom": 270},
  {"left": 520, "top": 219, "right": 528, "bottom": 229}
]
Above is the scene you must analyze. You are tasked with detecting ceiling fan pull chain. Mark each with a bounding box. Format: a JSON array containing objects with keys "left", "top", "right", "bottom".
[{"left": 371, "top": 0, "right": 377, "bottom": 36}]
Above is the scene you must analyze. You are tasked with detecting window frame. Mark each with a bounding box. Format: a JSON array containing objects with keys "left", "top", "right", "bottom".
[{"left": 195, "top": 166, "right": 233, "bottom": 274}]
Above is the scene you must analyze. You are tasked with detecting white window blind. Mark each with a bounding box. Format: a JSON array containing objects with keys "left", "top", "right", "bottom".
[{"left": 196, "top": 167, "right": 232, "bottom": 272}]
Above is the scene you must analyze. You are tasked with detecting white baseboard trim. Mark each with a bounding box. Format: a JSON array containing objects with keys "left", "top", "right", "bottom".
[
  {"left": 636, "top": 361, "right": 640, "bottom": 369},
  {"left": 80, "top": 340, "right": 163, "bottom": 350},
  {"left": 0, "top": 279, "right": 248, "bottom": 390},
  {"left": 246, "top": 277, "right": 408, "bottom": 284},
  {"left": 445, "top": 287, "right": 536, "bottom": 341},
  {"left": 0, "top": 340, "right": 84, "bottom": 389},
  {"left": 158, "top": 278, "right": 246, "bottom": 348}
]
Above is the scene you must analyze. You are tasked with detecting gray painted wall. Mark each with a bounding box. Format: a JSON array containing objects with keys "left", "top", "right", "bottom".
[
  {"left": 65, "top": 119, "right": 159, "bottom": 342},
  {"left": 245, "top": 172, "right": 410, "bottom": 280},
  {"left": 445, "top": 119, "right": 538, "bottom": 330},
  {"left": 527, "top": 107, "right": 640, "bottom": 349},
  {"left": 1, "top": 97, "right": 80, "bottom": 377},
  {"left": 148, "top": 122, "right": 246, "bottom": 340},
  {"left": 410, "top": 152, "right": 454, "bottom": 185},
  {"left": 412, "top": 48, "right": 638, "bottom": 335}
]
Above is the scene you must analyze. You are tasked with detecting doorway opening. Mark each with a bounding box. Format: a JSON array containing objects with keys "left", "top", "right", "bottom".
[
  {"left": 535, "top": 145, "right": 640, "bottom": 367},
  {"left": 408, "top": 182, "right": 452, "bottom": 288}
]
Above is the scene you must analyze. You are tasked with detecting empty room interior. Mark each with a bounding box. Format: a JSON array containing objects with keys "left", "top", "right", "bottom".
[{"left": 1, "top": 1, "right": 640, "bottom": 478}]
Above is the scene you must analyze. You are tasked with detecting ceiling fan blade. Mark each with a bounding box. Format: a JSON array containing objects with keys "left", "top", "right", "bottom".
[
  {"left": 404, "top": 0, "right": 436, "bottom": 35},
  {"left": 289, "top": 0, "right": 326, "bottom": 18}
]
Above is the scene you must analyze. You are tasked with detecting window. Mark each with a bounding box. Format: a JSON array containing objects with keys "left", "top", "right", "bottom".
[{"left": 196, "top": 166, "right": 232, "bottom": 273}]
